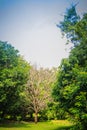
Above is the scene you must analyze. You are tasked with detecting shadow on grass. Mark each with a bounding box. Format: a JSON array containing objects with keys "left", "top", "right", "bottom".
[{"left": 0, "top": 121, "right": 31, "bottom": 128}]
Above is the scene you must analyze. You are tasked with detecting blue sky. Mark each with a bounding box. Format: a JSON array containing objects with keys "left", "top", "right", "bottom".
[{"left": 0, "top": 0, "right": 87, "bottom": 68}]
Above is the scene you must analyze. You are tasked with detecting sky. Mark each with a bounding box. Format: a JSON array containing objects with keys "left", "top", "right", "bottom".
[{"left": 0, "top": 0, "right": 87, "bottom": 68}]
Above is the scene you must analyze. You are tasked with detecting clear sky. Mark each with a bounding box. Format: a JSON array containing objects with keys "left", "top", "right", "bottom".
[{"left": 0, "top": 0, "right": 87, "bottom": 68}]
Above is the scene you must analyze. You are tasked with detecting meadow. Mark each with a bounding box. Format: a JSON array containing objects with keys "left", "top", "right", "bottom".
[{"left": 0, "top": 120, "right": 73, "bottom": 130}]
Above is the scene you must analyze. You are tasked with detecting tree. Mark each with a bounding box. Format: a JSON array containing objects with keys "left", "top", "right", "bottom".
[
  {"left": 53, "top": 5, "right": 87, "bottom": 130},
  {"left": 0, "top": 41, "right": 30, "bottom": 120},
  {"left": 26, "top": 66, "right": 56, "bottom": 123}
]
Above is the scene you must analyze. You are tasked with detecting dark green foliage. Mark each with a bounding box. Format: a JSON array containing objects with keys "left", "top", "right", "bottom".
[
  {"left": 0, "top": 41, "right": 30, "bottom": 121},
  {"left": 57, "top": 5, "right": 80, "bottom": 46},
  {"left": 53, "top": 5, "right": 87, "bottom": 130}
]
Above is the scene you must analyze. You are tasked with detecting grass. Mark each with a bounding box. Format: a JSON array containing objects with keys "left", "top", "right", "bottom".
[{"left": 0, "top": 120, "right": 73, "bottom": 130}]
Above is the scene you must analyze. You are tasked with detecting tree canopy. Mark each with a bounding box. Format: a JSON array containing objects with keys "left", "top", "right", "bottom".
[
  {"left": 53, "top": 5, "right": 87, "bottom": 130},
  {"left": 0, "top": 41, "right": 30, "bottom": 120}
]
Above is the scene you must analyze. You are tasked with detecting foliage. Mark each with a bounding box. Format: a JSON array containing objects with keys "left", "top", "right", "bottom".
[
  {"left": 0, "top": 41, "right": 30, "bottom": 120},
  {"left": 53, "top": 5, "right": 87, "bottom": 130}
]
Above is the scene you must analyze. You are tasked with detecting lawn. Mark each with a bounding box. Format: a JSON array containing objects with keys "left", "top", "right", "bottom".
[{"left": 0, "top": 120, "right": 73, "bottom": 130}]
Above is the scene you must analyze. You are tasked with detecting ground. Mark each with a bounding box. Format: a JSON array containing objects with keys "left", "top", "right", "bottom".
[{"left": 0, "top": 120, "right": 73, "bottom": 130}]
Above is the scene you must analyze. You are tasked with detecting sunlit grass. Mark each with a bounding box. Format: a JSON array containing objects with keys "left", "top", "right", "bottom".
[
  {"left": 0, "top": 120, "right": 73, "bottom": 130},
  {"left": 51, "top": 120, "right": 72, "bottom": 125}
]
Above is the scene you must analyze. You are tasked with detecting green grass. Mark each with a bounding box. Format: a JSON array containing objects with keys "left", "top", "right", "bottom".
[{"left": 0, "top": 120, "right": 73, "bottom": 130}]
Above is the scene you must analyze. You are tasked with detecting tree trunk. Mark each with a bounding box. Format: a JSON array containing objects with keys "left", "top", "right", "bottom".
[{"left": 34, "top": 112, "right": 38, "bottom": 123}]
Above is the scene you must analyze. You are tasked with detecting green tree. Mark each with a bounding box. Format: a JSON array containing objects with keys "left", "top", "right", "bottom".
[
  {"left": 0, "top": 41, "right": 30, "bottom": 120},
  {"left": 53, "top": 5, "right": 87, "bottom": 130}
]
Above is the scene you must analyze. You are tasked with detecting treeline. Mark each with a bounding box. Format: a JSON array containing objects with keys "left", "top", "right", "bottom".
[
  {"left": 53, "top": 5, "right": 87, "bottom": 130},
  {"left": 0, "top": 40, "right": 57, "bottom": 123},
  {"left": 0, "top": 41, "right": 30, "bottom": 121},
  {"left": 0, "top": 5, "right": 87, "bottom": 130}
]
